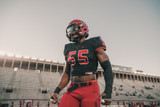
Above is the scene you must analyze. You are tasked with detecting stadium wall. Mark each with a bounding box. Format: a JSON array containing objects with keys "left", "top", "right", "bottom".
[{"left": 0, "top": 55, "right": 159, "bottom": 83}]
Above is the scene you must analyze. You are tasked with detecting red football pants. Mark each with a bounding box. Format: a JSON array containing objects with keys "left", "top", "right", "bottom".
[{"left": 58, "top": 80, "right": 100, "bottom": 107}]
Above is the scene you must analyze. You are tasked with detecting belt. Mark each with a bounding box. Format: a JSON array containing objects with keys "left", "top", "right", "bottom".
[{"left": 67, "top": 82, "right": 92, "bottom": 92}]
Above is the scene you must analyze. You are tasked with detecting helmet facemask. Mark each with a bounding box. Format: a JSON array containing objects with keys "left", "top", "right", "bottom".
[{"left": 66, "top": 23, "right": 81, "bottom": 42}]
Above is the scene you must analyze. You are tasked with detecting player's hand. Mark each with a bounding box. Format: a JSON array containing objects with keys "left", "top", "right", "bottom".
[
  {"left": 50, "top": 93, "right": 59, "bottom": 104},
  {"left": 100, "top": 93, "right": 112, "bottom": 105}
]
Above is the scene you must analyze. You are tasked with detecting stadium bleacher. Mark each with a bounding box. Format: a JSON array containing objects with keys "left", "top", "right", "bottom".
[
  {"left": 0, "top": 54, "right": 160, "bottom": 107},
  {"left": 0, "top": 67, "right": 160, "bottom": 107}
]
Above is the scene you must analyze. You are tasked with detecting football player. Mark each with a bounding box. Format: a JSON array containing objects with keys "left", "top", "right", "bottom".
[{"left": 51, "top": 19, "right": 113, "bottom": 107}]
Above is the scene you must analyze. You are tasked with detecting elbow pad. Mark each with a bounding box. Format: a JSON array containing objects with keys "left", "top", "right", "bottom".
[{"left": 100, "top": 60, "right": 113, "bottom": 99}]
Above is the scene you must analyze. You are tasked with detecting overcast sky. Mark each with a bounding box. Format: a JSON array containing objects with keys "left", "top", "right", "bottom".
[{"left": 0, "top": 0, "right": 160, "bottom": 75}]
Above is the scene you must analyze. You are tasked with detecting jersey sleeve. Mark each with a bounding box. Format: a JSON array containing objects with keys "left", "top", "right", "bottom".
[
  {"left": 92, "top": 36, "right": 106, "bottom": 51},
  {"left": 64, "top": 44, "right": 69, "bottom": 61}
]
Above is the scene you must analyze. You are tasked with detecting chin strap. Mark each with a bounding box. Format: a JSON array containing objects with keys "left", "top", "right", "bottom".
[{"left": 70, "top": 33, "right": 85, "bottom": 42}]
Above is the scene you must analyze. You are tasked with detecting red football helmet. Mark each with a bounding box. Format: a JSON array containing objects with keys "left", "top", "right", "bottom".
[{"left": 66, "top": 19, "right": 89, "bottom": 42}]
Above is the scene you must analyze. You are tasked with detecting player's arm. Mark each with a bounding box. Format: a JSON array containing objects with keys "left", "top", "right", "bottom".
[
  {"left": 51, "top": 62, "right": 71, "bottom": 104},
  {"left": 96, "top": 49, "right": 113, "bottom": 105},
  {"left": 57, "top": 62, "right": 71, "bottom": 89}
]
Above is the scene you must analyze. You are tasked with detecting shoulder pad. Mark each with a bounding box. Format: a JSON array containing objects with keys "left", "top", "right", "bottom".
[{"left": 89, "top": 36, "right": 106, "bottom": 51}]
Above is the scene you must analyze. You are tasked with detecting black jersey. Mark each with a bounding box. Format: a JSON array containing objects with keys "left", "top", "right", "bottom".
[{"left": 64, "top": 36, "right": 106, "bottom": 76}]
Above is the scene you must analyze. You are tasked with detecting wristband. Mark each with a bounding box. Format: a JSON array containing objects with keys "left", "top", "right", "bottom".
[{"left": 54, "top": 87, "right": 61, "bottom": 94}]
